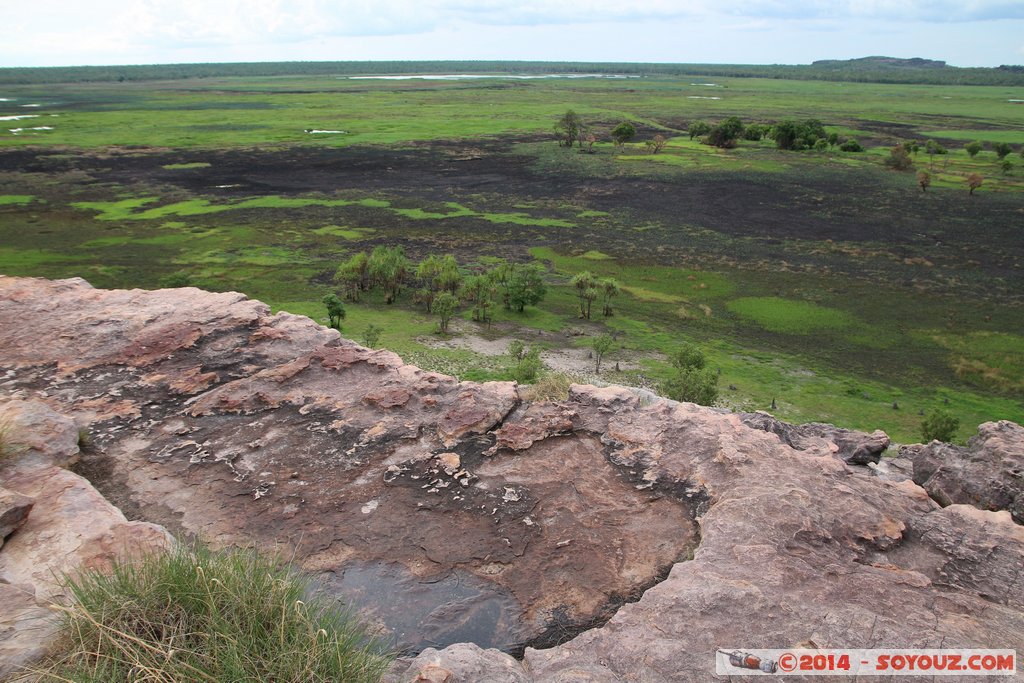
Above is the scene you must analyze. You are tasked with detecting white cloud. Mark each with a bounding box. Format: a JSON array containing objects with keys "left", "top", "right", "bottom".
[{"left": 1, "top": 0, "right": 1022, "bottom": 67}]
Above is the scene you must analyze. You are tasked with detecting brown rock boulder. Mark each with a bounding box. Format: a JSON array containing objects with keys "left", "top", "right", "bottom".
[
  {"left": 904, "top": 420, "right": 1024, "bottom": 523},
  {"left": 741, "top": 410, "right": 891, "bottom": 465},
  {"left": 384, "top": 643, "right": 529, "bottom": 683},
  {"left": 0, "top": 398, "right": 81, "bottom": 468}
]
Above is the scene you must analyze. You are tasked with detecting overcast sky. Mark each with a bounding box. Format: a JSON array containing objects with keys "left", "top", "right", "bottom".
[{"left": 4, "top": 0, "right": 1023, "bottom": 68}]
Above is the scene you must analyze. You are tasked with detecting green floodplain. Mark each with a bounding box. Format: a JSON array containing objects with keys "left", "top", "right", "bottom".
[{"left": 1, "top": 64, "right": 1022, "bottom": 443}]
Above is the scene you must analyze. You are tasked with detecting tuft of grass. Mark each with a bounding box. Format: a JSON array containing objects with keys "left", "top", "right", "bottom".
[
  {"left": 0, "top": 194, "right": 35, "bottom": 206},
  {"left": 0, "top": 417, "right": 27, "bottom": 460},
  {"left": 162, "top": 162, "right": 212, "bottom": 170},
  {"left": 521, "top": 372, "right": 574, "bottom": 402},
  {"left": 28, "top": 544, "right": 391, "bottom": 683}
]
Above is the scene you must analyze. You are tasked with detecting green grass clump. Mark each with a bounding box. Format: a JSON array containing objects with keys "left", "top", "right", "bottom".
[
  {"left": 727, "top": 296, "right": 856, "bottom": 334},
  {"left": 0, "top": 195, "right": 35, "bottom": 206},
  {"left": 31, "top": 544, "right": 391, "bottom": 683},
  {"left": 162, "top": 162, "right": 212, "bottom": 170}
]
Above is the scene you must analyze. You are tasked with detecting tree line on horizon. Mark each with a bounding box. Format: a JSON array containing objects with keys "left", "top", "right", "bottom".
[{"left": 3, "top": 59, "right": 1023, "bottom": 86}]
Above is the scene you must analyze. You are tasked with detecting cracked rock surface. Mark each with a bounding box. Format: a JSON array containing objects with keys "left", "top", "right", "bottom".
[{"left": 2, "top": 276, "right": 1022, "bottom": 680}]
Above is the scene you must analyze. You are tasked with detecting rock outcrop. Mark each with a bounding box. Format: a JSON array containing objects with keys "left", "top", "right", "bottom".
[
  {"left": 1, "top": 276, "right": 1022, "bottom": 680},
  {"left": 741, "top": 411, "right": 891, "bottom": 465},
  {"left": 0, "top": 398, "right": 172, "bottom": 679},
  {"left": 904, "top": 420, "right": 1024, "bottom": 524}
]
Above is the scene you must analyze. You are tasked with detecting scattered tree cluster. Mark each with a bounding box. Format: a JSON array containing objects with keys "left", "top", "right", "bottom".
[
  {"left": 569, "top": 271, "right": 620, "bottom": 319},
  {"left": 331, "top": 250, "right": 547, "bottom": 334},
  {"left": 771, "top": 119, "right": 826, "bottom": 151}
]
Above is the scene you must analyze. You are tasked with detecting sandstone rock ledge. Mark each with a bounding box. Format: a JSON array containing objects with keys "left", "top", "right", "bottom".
[{"left": 1, "top": 276, "right": 1022, "bottom": 681}]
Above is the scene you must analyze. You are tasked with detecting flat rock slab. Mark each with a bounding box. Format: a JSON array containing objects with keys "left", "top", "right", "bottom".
[{"left": 2, "top": 277, "right": 1023, "bottom": 680}]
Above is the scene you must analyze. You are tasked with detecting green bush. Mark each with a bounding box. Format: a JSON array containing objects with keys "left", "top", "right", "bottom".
[
  {"left": 32, "top": 544, "right": 391, "bottom": 683},
  {"left": 839, "top": 138, "right": 864, "bottom": 152},
  {"left": 921, "top": 409, "right": 960, "bottom": 443},
  {"left": 662, "top": 344, "right": 719, "bottom": 406}
]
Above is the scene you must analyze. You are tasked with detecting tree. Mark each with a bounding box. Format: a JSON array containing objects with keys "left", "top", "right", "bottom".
[
  {"left": 506, "top": 262, "right": 546, "bottom": 312},
  {"left": 554, "top": 109, "right": 583, "bottom": 147},
  {"left": 645, "top": 134, "right": 667, "bottom": 154},
  {"left": 415, "top": 254, "right": 442, "bottom": 312},
  {"left": 591, "top": 334, "right": 616, "bottom": 374},
  {"left": 580, "top": 131, "right": 597, "bottom": 153},
  {"left": 335, "top": 251, "right": 370, "bottom": 301},
  {"left": 461, "top": 274, "right": 496, "bottom": 324},
  {"left": 599, "top": 277, "right": 619, "bottom": 316},
  {"left": 571, "top": 271, "right": 596, "bottom": 318},
  {"left": 688, "top": 121, "right": 711, "bottom": 141},
  {"left": 413, "top": 253, "right": 460, "bottom": 313},
  {"left": 368, "top": 246, "right": 409, "bottom": 304},
  {"left": 1001, "top": 159, "right": 1013, "bottom": 175},
  {"left": 322, "top": 293, "right": 345, "bottom": 330},
  {"left": 993, "top": 142, "right": 1012, "bottom": 159},
  {"left": 925, "top": 139, "right": 947, "bottom": 167},
  {"left": 433, "top": 292, "right": 458, "bottom": 333},
  {"left": 361, "top": 324, "right": 382, "bottom": 348},
  {"left": 706, "top": 116, "right": 744, "bottom": 148},
  {"left": 662, "top": 343, "right": 718, "bottom": 406},
  {"left": 885, "top": 143, "right": 914, "bottom": 171},
  {"left": 921, "top": 409, "right": 959, "bottom": 442},
  {"left": 507, "top": 339, "right": 525, "bottom": 362},
  {"left": 610, "top": 121, "right": 636, "bottom": 147},
  {"left": 917, "top": 170, "right": 931, "bottom": 192},
  {"left": 967, "top": 173, "right": 983, "bottom": 195},
  {"left": 964, "top": 140, "right": 983, "bottom": 158}
]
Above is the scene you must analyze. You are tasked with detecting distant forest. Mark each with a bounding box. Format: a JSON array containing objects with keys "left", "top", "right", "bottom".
[{"left": 2, "top": 57, "right": 1023, "bottom": 86}]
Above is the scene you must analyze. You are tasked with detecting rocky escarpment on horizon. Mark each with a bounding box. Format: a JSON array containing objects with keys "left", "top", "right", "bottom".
[{"left": 1, "top": 276, "right": 1022, "bottom": 681}]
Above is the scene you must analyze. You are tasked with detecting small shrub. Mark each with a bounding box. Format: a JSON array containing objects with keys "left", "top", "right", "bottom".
[
  {"left": 662, "top": 344, "right": 719, "bottom": 406},
  {"left": 839, "top": 138, "right": 864, "bottom": 152},
  {"left": 361, "top": 324, "right": 382, "bottom": 349},
  {"left": 662, "top": 367, "right": 719, "bottom": 406},
  {"left": 159, "top": 272, "right": 192, "bottom": 288},
  {"left": 921, "top": 409, "right": 960, "bottom": 443},
  {"left": 33, "top": 544, "right": 391, "bottom": 683},
  {"left": 510, "top": 346, "right": 544, "bottom": 383}
]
